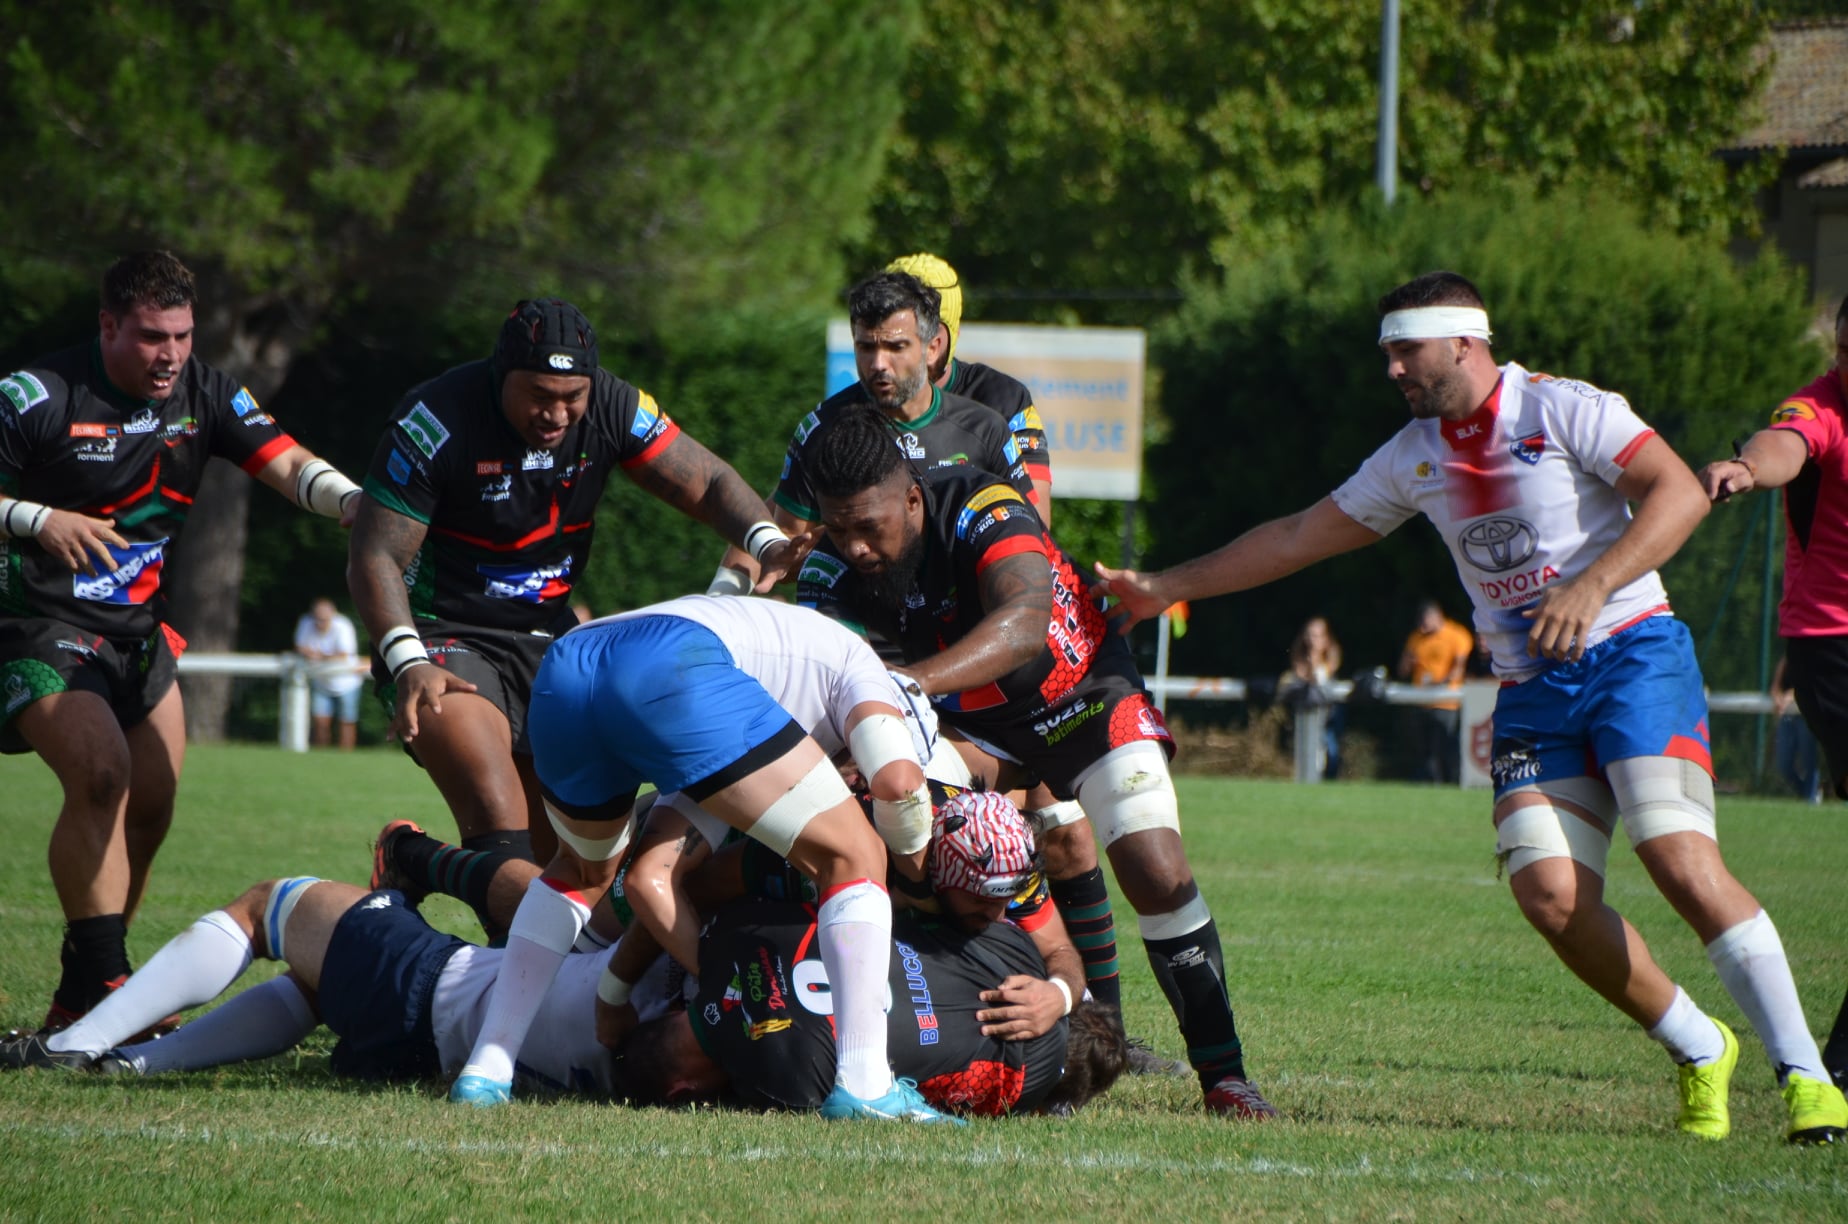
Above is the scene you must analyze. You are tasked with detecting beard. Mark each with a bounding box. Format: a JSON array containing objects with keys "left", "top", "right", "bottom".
[
  {"left": 1403, "top": 365, "right": 1467, "bottom": 420},
  {"left": 860, "top": 530, "right": 926, "bottom": 614},
  {"left": 867, "top": 365, "right": 926, "bottom": 412}
]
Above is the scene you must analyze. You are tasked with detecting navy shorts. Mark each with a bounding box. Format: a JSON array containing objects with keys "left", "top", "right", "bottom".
[
  {"left": 318, "top": 890, "right": 467, "bottom": 1081},
  {"left": 530, "top": 615, "right": 803, "bottom": 821}
]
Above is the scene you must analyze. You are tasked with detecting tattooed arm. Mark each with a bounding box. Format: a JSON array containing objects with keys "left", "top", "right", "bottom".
[
  {"left": 627, "top": 431, "right": 809, "bottom": 587},
  {"left": 902, "top": 551, "right": 1053, "bottom": 697},
  {"left": 347, "top": 496, "right": 475, "bottom": 741}
]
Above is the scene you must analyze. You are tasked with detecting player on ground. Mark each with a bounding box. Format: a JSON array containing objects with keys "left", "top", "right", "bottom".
[
  {"left": 347, "top": 300, "right": 802, "bottom": 935},
  {"left": 0, "top": 250, "right": 364, "bottom": 1034},
  {"left": 797, "top": 405, "right": 1277, "bottom": 1120},
  {"left": 1094, "top": 271, "right": 1848, "bottom": 1144},
  {"left": 449, "top": 595, "right": 957, "bottom": 1122},
  {"left": 1696, "top": 295, "right": 1848, "bottom": 1090}
]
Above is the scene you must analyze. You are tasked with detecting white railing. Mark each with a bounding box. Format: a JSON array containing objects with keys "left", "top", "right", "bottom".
[{"left": 176, "top": 654, "right": 368, "bottom": 752}]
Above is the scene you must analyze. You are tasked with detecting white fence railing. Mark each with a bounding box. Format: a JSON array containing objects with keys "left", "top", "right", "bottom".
[{"left": 176, "top": 654, "right": 368, "bottom": 753}]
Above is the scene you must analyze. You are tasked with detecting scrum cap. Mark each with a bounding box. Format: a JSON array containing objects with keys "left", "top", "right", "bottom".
[
  {"left": 886, "top": 253, "right": 962, "bottom": 360},
  {"left": 928, "top": 789, "right": 1037, "bottom": 899},
  {"left": 495, "top": 299, "right": 598, "bottom": 377}
]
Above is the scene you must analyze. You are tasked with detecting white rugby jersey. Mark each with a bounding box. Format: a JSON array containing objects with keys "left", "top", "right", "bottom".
[{"left": 1331, "top": 362, "right": 1670, "bottom": 680}]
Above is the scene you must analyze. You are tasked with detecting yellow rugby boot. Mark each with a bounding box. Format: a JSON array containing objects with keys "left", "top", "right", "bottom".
[
  {"left": 1676, "top": 1019, "right": 1738, "bottom": 1140},
  {"left": 1782, "top": 1072, "right": 1847, "bottom": 1145}
]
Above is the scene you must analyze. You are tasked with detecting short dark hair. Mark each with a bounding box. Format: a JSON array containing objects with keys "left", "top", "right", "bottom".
[
  {"left": 1038, "top": 1001, "right": 1129, "bottom": 1115},
  {"left": 807, "top": 404, "right": 908, "bottom": 502},
  {"left": 101, "top": 251, "right": 196, "bottom": 317},
  {"left": 609, "top": 1014, "right": 703, "bottom": 1106},
  {"left": 848, "top": 270, "right": 942, "bottom": 346},
  {"left": 1377, "top": 271, "right": 1485, "bottom": 316}
]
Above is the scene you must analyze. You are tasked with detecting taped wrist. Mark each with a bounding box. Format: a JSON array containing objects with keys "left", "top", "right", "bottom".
[
  {"left": 742, "top": 520, "right": 789, "bottom": 564},
  {"left": 378, "top": 626, "right": 429, "bottom": 679},
  {"left": 706, "top": 564, "right": 753, "bottom": 597},
  {"left": 597, "top": 962, "right": 634, "bottom": 1006},
  {"left": 1051, "top": 977, "right": 1074, "bottom": 1016},
  {"left": 0, "top": 498, "right": 52, "bottom": 539},
  {"left": 293, "top": 459, "right": 362, "bottom": 519}
]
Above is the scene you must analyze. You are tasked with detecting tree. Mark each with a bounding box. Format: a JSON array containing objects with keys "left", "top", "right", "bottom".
[{"left": 0, "top": 0, "right": 918, "bottom": 735}]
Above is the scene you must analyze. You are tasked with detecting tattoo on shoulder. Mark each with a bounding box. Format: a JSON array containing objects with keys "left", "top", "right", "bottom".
[{"left": 979, "top": 550, "right": 1054, "bottom": 615}]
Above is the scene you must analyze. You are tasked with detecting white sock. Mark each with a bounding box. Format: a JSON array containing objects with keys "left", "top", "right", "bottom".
[
  {"left": 1706, "top": 909, "right": 1829, "bottom": 1083},
  {"left": 818, "top": 878, "right": 893, "bottom": 1100},
  {"left": 1646, "top": 986, "right": 1726, "bottom": 1065},
  {"left": 48, "top": 911, "right": 252, "bottom": 1058},
  {"left": 459, "top": 877, "right": 590, "bottom": 1086},
  {"left": 118, "top": 976, "right": 318, "bottom": 1074}
]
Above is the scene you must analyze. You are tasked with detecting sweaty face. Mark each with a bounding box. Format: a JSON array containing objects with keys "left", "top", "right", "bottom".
[
  {"left": 1382, "top": 337, "right": 1469, "bottom": 421},
  {"left": 854, "top": 311, "right": 933, "bottom": 413},
  {"left": 501, "top": 369, "right": 592, "bottom": 450},
  {"left": 817, "top": 474, "right": 925, "bottom": 612},
  {"left": 98, "top": 304, "right": 194, "bottom": 402}
]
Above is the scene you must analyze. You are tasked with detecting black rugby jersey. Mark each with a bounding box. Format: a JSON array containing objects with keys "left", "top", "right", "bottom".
[
  {"left": 0, "top": 343, "right": 295, "bottom": 637},
  {"left": 689, "top": 901, "right": 1066, "bottom": 1116},
  {"left": 945, "top": 358, "right": 1051, "bottom": 494},
  {"left": 773, "top": 384, "right": 1033, "bottom": 522},
  {"left": 361, "top": 360, "right": 677, "bottom": 632},
  {"left": 797, "top": 467, "right": 1107, "bottom": 723}
]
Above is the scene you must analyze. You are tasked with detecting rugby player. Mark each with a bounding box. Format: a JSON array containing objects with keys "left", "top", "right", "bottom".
[
  {"left": 796, "top": 405, "right": 1278, "bottom": 1120},
  {"left": 346, "top": 299, "right": 802, "bottom": 936},
  {"left": 448, "top": 595, "right": 957, "bottom": 1121},
  {"left": 0, "top": 250, "right": 364, "bottom": 1035},
  {"left": 1094, "top": 271, "right": 1848, "bottom": 1144}
]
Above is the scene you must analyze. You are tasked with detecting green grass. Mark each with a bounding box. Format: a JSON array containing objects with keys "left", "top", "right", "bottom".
[{"left": 1, "top": 746, "right": 1844, "bottom": 1221}]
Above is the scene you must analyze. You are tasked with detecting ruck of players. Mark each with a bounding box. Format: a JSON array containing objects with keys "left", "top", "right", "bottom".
[{"left": 2, "top": 251, "right": 1843, "bottom": 1147}]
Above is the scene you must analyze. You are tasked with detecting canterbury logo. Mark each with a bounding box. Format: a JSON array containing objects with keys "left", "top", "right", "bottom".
[{"left": 548, "top": 354, "right": 574, "bottom": 370}]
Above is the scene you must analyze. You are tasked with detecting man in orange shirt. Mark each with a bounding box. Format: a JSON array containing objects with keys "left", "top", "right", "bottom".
[{"left": 1397, "top": 600, "right": 1474, "bottom": 782}]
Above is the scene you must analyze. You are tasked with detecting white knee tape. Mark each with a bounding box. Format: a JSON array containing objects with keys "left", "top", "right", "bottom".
[
  {"left": 752, "top": 758, "right": 853, "bottom": 858},
  {"left": 872, "top": 784, "right": 933, "bottom": 856},
  {"left": 1074, "top": 741, "right": 1180, "bottom": 847},
  {"left": 849, "top": 712, "right": 921, "bottom": 777},
  {"left": 509, "top": 876, "right": 595, "bottom": 955},
  {"left": 1138, "top": 893, "right": 1212, "bottom": 942},
  {"left": 1494, "top": 803, "right": 1612, "bottom": 879},
  {"left": 1027, "top": 800, "right": 1087, "bottom": 832},
  {"left": 545, "top": 800, "right": 633, "bottom": 862},
  {"left": 262, "top": 876, "right": 324, "bottom": 963},
  {"left": 1606, "top": 756, "right": 1717, "bottom": 847}
]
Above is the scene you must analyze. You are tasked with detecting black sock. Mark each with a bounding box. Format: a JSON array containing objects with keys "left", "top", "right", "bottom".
[
  {"left": 405, "top": 834, "right": 527, "bottom": 935},
  {"left": 1143, "top": 916, "right": 1244, "bottom": 1088},
  {"left": 462, "top": 830, "right": 534, "bottom": 862},
  {"left": 54, "top": 914, "right": 131, "bottom": 1014},
  {"left": 1050, "top": 868, "right": 1121, "bottom": 1007},
  {"left": 1824, "top": 982, "right": 1848, "bottom": 1088}
]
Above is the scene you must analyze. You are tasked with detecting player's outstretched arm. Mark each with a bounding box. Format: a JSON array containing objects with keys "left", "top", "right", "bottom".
[
  {"left": 1696, "top": 428, "right": 1808, "bottom": 502},
  {"left": 1092, "top": 497, "right": 1381, "bottom": 633},
  {"left": 626, "top": 431, "right": 810, "bottom": 588},
  {"left": 253, "top": 442, "right": 363, "bottom": 526}
]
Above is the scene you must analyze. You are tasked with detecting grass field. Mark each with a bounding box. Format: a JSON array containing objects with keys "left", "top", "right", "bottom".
[{"left": 1, "top": 746, "right": 1844, "bottom": 1221}]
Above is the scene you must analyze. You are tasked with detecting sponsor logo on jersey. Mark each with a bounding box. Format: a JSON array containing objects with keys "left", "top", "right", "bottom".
[
  {"left": 747, "top": 1018, "right": 791, "bottom": 1041},
  {"left": 703, "top": 1002, "right": 722, "bottom": 1026},
  {"left": 1476, "top": 564, "right": 1561, "bottom": 608},
  {"left": 54, "top": 638, "right": 99, "bottom": 658},
  {"left": 480, "top": 474, "right": 513, "bottom": 502},
  {"left": 1457, "top": 516, "right": 1538, "bottom": 573},
  {"left": 1490, "top": 738, "right": 1541, "bottom": 789},
  {"left": 798, "top": 552, "right": 847, "bottom": 588},
  {"left": 0, "top": 372, "right": 50, "bottom": 415},
  {"left": 547, "top": 353, "right": 575, "bottom": 371},
  {"left": 70, "top": 422, "right": 116, "bottom": 438},
  {"left": 896, "top": 940, "right": 939, "bottom": 1045},
  {"left": 123, "top": 407, "right": 160, "bottom": 434},
  {"left": 72, "top": 538, "right": 168, "bottom": 604},
  {"left": 3, "top": 671, "right": 32, "bottom": 716},
  {"left": 478, "top": 556, "right": 573, "bottom": 602},
  {"left": 779, "top": 453, "right": 792, "bottom": 480},
  {"left": 1003, "top": 435, "right": 1020, "bottom": 464},
  {"left": 1528, "top": 371, "right": 1602, "bottom": 400},
  {"left": 522, "top": 448, "right": 554, "bottom": 471},
  {"left": 1772, "top": 400, "right": 1817, "bottom": 424},
  {"left": 793, "top": 410, "right": 821, "bottom": 444},
  {"left": 387, "top": 448, "right": 414, "bottom": 486},
  {"left": 360, "top": 893, "right": 393, "bottom": 910},
  {"left": 162, "top": 418, "right": 199, "bottom": 446},
  {"left": 1009, "top": 406, "right": 1044, "bottom": 433},
  {"left": 746, "top": 949, "right": 788, "bottom": 1011},
  {"left": 240, "top": 411, "right": 275, "bottom": 428},
  {"left": 629, "top": 391, "right": 663, "bottom": 439},
  {"left": 895, "top": 433, "right": 927, "bottom": 460},
  {"left": 1453, "top": 422, "right": 1483, "bottom": 440},
  {"left": 73, "top": 432, "right": 120, "bottom": 462},
  {"left": 1510, "top": 431, "right": 1546, "bottom": 466},
  {"left": 399, "top": 402, "right": 450, "bottom": 459},
  {"left": 476, "top": 461, "right": 504, "bottom": 476},
  {"left": 928, "top": 451, "right": 970, "bottom": 469},
  {"left": 231, "top": 387, "right": 261, "bottom": 417},
  {"left": 1414, "top": 460, "right": 1441, "bottom": 482},
  {"left": 1033, "top": 697, "right": 1106, "bottom": 745}
]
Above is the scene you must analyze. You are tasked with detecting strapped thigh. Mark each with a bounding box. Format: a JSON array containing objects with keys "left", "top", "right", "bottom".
[
  {"left": 1073, "top": 740, "right": 1179, "bottom": 847},
  {"left": 1493, "top": 778, "right": 1616, "bottom": 879},
  {"left": 1606, "top": 755, "right": 1717, "bottom": 848}
]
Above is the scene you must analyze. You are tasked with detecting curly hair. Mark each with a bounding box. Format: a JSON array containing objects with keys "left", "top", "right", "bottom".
[
  {"left": 807, "top": 403, "right": 908, "bottom": 501},
  {"left": 1038, "top": 1001, "right": 1130, "bottom": 1114}
]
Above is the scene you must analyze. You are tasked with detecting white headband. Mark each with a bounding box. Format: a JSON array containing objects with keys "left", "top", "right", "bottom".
[{"left": 1379, "top": 306, "right": 1493, "bottom": 345}]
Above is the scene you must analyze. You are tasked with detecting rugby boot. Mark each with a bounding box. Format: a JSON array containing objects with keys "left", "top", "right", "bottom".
[
  {"left": 1204, "top": 1074, "right": 1280, "bottom": 1120},
  {"left": 370, "top": 819, "right": 429, "bottom": 906},
  {"left": 1123, "top": 1037, "right": 1191, "bottom": 1078},
  {"left": 1782, "top": 1072, "right": 1848, "bottom": 1145},
  {"left": 449, "top": 1073, "right": 512, "bottom": 1107},
  {"left": 1676, "top": 1018, "right": 1738, "bottom": 1140},
  {"left": 0, "top": 1030, "right": 96, "bottom": 1071},
  {"left": 819, "top": 1077, "right": 967, "bottom": 1125}
]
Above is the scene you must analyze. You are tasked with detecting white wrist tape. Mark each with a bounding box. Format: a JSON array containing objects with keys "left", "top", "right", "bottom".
[
  {"left": 0, "top": 498, "right": 52, "bottom": 539},
  {"left": 293, "top": 459, "right": 362, "bottom": 519},
  {"left": 1378, "top": 306, "right": 1492, "bottom": 344},
  {"left": 379, "top": 626, "right": 429, "bottom": 678},
  {"left": 872, "top": 784, "right": 933, "bottom": 856},
  {"left": 742, "top": 520, "right": 789, "bottom": 564},
  {"left": 1051, "top": 977, "right": 1074, "bottom": 1017},
  {"left": 597, "top": 963, "right": 634, "bottom": 1007},
  {"left": 706, "top": 564, "right": 753, "bottom": 597}
]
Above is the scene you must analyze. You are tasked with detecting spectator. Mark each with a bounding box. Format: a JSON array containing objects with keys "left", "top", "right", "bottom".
[
  {"left": 293, "top": 597, "right": 362, "bottom": 751},
  {"left": 1282, "top": 617, "right": 1344, "bottom": 779},
  {"left": 1396, "top": 600, "right": 1473, "bottom": 783},
  {"left": 1773, "top": 657, "right": 1824, "bottom": 804}
]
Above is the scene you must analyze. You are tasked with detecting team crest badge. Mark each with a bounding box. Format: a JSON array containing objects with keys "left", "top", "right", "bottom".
[{"left": 1510, "top": 431, "right": 1546, "bottom": 466}]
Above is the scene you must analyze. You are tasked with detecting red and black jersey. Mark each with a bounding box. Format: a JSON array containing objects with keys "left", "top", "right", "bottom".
[
  {"left": 688, "top": 901, "right": 1066, "bottom": 1116},
  {"left": 773, "top": 383, "right": 1034, "bottom": 523},
  {"left": 798, "top": 466, "right": 1107, "bottom": 724},
  {"left": 360, "top": 359, "right": 676, "bottom": 632},
  {"left": 0, "top": 343, "right": 295, "bottom": 636},
  {"left": 945, "top": 358, "right": 1051, "bottom": 496}
]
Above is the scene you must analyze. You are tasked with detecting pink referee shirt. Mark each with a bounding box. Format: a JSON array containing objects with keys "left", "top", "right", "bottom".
[{"left": 1771, "top": 369, "right": 1848, "bottom": 636}]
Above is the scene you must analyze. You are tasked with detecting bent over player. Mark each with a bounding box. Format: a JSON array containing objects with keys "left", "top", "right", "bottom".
[
  {"left": 1095, "top": 271, "right": 1847, "bottom": 1144},
  {"left": 0, "top": 251, "right": 363, "bottom": 1034}
]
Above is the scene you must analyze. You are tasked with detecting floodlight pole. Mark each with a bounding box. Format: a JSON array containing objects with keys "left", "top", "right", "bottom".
[{"left": 1378, "top": 0, "right": 1400, "bottom": 205}]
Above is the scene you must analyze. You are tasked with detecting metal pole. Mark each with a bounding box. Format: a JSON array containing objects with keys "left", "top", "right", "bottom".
[
  {"left": 1753, "top": 490, "right": 1779, "bottom": 786},
  {"left": 1377, "top": 0, "right": 1400, "bottom": 205},
  {"left": 1154, "top": 612, "right": 1172, "bottom": 715}
]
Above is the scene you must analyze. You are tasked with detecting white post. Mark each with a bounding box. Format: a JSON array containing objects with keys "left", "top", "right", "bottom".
[
  {"left": 1293, "top": 703, "right": 1327, "bottom": 784},
  {"left": 279, "top": 655, "right": 311, "bottom": 753},
  {"left": 1154, "top": 611, "right": 1173, "bottom": 714}
]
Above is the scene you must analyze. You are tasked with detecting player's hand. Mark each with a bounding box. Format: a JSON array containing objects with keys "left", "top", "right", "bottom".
[
  {"left": 36, "top": 510, "right": 128, "bottom": 576},
  {"left": 1696, "top": 459, "right": 1755, "bottom": 503},
  {"left": 1090, "top": 562, "right": 1166, "bottom": 635},
  {"left": 977, "top": 974, "right": 1066, "bottom": 1041},
  {"left": 1521, "top": 576, "right": 1607, "bottom": 663},
  {"left": 596, "top": 997, "right": 639, "bottom": 1050},
  {"left": 753, "top": 531, "right": 818, "bottom": 593},
  {"left": 392, "top": 662, "right": 478, "bottom": 742}
]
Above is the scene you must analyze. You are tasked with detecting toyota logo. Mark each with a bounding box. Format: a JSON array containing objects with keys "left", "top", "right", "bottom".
[{"left": 1458, "top": 517, "right": 1538, "bottom": 572}]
